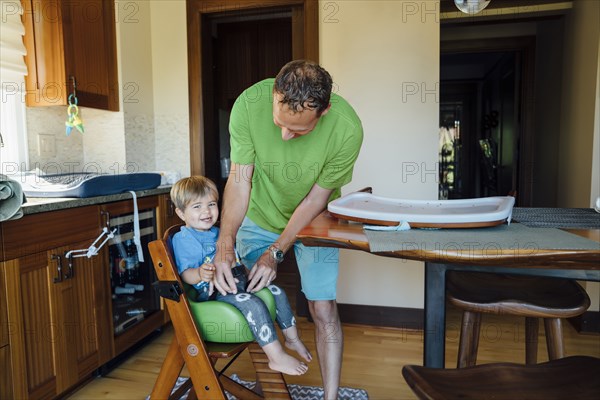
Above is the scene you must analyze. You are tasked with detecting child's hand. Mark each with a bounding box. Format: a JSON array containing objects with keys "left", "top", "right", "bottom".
[
  {"left": 200, "top": 263, "right": 216, "bottom": 296},
  {"left": 199, "top": 263, "right": 215, "bottom": 282}
]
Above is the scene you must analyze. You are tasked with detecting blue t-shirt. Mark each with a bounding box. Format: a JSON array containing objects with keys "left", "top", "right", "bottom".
[{"left": 172, "top": 226, "right": 219, "bottom": 300}]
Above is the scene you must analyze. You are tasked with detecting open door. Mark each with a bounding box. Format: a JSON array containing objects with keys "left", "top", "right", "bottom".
[
  {"left": 440, "top": 37, "right": 535, "bottom": 205},
  {"left": 202, "top": 12, "right": 293, "bottom": 194},
  {"left": 186, "top": 0, "right": 319, "bottom": 178}
]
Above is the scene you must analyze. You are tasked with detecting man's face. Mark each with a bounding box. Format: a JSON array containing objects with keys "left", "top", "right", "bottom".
[{"left": 272, "top": 92, "right": 328, "bottom": 141}]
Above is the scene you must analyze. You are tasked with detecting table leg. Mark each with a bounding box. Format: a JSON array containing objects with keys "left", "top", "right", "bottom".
[{"left": 424, "top": 262, "right": 447, "bottom": 368}]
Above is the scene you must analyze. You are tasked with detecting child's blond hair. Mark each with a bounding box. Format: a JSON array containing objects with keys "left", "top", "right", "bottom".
[{"left": 170, "top": 176, "right": 219, "bottom": 211}]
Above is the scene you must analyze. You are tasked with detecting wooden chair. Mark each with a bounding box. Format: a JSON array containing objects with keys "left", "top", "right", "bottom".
[
  {"left": 148, "top": 224, "right": 291, "bottom": 400},
  {"left": 446, "top": 271, "right": 590, "bottom": 368},
  {"left": 402, "top": 355, "right": 600, "bottom": 400}
]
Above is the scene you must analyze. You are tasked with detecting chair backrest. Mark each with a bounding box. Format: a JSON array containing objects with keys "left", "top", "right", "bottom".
[
  {"left": 163, "top": 223, "right": 183, "bottom": 251},
  {"left": 162, "top": 224, "right": 198, "bottom": 299},
  {"left": 148, "top": 225, "right": 224, "bottom": 397}
]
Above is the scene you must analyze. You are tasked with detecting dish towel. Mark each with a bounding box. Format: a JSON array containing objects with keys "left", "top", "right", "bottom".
[
  {"left": 0, "top": 174, "right": 26, "bottom": 221},
  {"left": 128, "top": 190, "right": 144, "bottom": 262}
]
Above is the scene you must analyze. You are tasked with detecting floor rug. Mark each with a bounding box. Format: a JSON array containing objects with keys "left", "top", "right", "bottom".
[{"left": 148, "top": 375, "right": 369, "bottom": 400}]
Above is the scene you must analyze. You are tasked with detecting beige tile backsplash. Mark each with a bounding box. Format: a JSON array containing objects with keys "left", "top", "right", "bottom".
[{"left": 26, "top": 106, "right": 190, "bottom": 178}]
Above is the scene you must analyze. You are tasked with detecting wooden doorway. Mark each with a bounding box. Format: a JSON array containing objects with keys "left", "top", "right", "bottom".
[
  {"left": 203, "top": 13, "right": 293, "bottom": 193},
  {"left": 440, "top": 37, "right": 536, "bottom": 206},
  {"left": 186, "top": 0, "right": 319, "bottom": 178}
]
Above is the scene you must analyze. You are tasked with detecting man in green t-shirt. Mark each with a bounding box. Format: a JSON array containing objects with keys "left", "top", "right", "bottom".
[{"left": 214, "top": 60, "right": 363, "bottom": 398}]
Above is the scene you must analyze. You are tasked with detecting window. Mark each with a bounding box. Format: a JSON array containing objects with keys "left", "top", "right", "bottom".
[{"left": 1, "top": 0, "right": 29, "bottom": 174}]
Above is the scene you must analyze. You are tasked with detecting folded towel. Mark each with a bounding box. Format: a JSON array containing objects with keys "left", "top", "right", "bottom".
[{"left": 0, "top": 174, "right": 26, "bottom": 221}]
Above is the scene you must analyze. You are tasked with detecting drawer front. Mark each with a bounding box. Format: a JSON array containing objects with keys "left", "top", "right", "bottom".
[
  {"left": 1, "top": 205, "right": 101, "bottom": 260},
  {"left": 101, "top": 196, "right": 158, "bottom": 216}
]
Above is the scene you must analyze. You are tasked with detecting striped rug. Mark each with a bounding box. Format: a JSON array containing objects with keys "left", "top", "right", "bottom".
[{"left": 149, "top": 375, "right": 369, "bottom": 400}]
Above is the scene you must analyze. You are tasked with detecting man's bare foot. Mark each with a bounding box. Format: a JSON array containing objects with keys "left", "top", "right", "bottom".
[
  {"left": 285, "top": 338, "right": 313, "bottom": 363},
  {"left": 268, "top": 352, "right": 308, "bottom": 375}
]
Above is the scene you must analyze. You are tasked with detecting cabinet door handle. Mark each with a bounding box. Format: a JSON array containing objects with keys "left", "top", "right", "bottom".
[
  {"left": 64, "top": 253, "right": 74, "bottom": 280},
  {"left": 101, "top": 210, "right": 111, "bottom": 227},
  {"left": 52, "top": 254, "right": 63, "bottom": 283}
]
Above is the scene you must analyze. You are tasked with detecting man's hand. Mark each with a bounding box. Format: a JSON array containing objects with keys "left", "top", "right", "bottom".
[
  {"left": 246, "top": 251, "right": 278, "bottom": 292},
  {"left": 213, "top": 245, "right": 239, "bottom": 295}
]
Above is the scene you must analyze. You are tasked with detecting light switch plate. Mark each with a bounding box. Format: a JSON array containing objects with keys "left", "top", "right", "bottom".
[{"left": 38, "top": 134, "right": 56, "bottom": 157}]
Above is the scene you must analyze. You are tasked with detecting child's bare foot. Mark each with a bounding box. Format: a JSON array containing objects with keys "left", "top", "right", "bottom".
[
  {"left": 262, "top": 341, "right": 308, "bottom": 375},
  {"left": 268, "top": 352, "right": 308, "bottom": 375},
  {"left": 285, "top": 338, "right": 313, "bottom": 363},
  {"left": 282, "top": 326, "right": 312, "bottom": 363}
]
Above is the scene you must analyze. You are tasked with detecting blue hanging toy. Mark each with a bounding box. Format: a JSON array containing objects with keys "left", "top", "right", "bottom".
[{"left": 65, "top": 78, "right": 84, "bottom": 135}]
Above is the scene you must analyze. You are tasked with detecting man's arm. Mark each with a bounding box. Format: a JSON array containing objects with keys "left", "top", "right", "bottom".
[
  {"left": 246, "top": 183, "right": 333, "bottom": 292},
  {"left": 213, "top": 162, "right": 254, "bottom": 294}
]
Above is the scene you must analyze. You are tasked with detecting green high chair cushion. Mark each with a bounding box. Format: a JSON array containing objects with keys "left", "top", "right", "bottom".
[{"left": 185, "top": 284, "right": 277, "bottom": 343}]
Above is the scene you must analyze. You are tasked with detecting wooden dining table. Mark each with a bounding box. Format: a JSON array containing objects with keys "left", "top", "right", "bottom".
[{"left": 296, "top": 209, "right": 600, "bottom": 368}]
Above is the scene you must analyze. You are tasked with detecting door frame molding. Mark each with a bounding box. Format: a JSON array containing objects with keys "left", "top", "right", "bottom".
[
  {"left": 441, "top": 36, "right": 536, "bottom": 206},
  {"left": 186, "top": 0, "right": 319, "bottom": 175}
]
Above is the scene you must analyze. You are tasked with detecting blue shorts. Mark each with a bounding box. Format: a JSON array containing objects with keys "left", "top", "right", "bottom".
[{"left": 236, "top": 217, "right": 340, "bottom": 301}]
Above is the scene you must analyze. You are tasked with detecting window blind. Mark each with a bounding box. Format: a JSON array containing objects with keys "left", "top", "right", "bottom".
[
  {"left": 0, "top": 0, "right": 29, "bottom": 172},
  {"left": 0, "top": 0, "right": 27, "bottom": 86}
]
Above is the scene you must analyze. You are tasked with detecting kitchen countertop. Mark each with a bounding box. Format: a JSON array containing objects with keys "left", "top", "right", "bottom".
[{"left": 20, "top": 186, "right": 172, "bottom": 215}]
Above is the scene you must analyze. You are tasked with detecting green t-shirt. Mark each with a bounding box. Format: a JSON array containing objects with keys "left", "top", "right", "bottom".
[{"left": 229, "top": 78, "right": 363, "bottom": 233}]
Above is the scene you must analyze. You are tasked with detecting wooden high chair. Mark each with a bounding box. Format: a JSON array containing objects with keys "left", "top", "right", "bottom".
[{"left": 148, "top": 225, "right": 291, "bottom": 400}]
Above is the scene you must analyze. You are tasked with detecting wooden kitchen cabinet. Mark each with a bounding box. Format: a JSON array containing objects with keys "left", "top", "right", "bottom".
[
  {"left": 0, "top": 262, "right": 13, "bottom": 400},
  {"left": 0, "top": 193, "right": 172, "bottom": 398},
  {"left": 2, "top": 245, "right": 111, "bottom": 399},
  {"left": 0, "top": 261, "right": 8, "bottom": 349},
  {"left": 1, "top": 207, "right": 112, "bottom": 399},
  {"left": 22, "top": 0, "right": 119, "bottom": 110}
]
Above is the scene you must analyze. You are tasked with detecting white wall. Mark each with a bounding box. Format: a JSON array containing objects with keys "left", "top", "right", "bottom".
[
  {"left": 149, "top": 1, "right": 190, "bottom": 179},
  {"left": 119, "top": 0, "right": 156, "bottom": 173},
  {"left": 591, "top": 37, "right": 600, "bottom": 210},
  {"left": 320, "top": 1, "right": 440, "bottom": 307},
  {"left": 586, "top": 35, "right": 600, "bottom": 312},
  {"left": 557, "top": 0, "right": 600, "bottom": 207}
]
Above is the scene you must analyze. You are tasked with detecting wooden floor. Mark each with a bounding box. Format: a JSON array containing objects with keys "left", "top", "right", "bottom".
[{"left": 69, "top": 306, "right": 600, "bottom": 400}]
